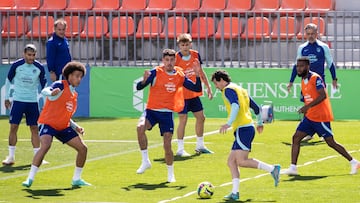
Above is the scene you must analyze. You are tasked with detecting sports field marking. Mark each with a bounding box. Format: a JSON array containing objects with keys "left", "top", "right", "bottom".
[
  {"left": 158, "top": 149, "right": 360, "bottom": 203},
  {"left": 0, "top": 129, "right": 221, "bottom": 181},
  {"left": 9, "top": 139, "right": 142, "bottom": 143}
]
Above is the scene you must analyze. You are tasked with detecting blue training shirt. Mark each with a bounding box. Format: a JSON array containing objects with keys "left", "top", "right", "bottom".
[
  {"left": 5, "top": 59, "right": 47, "bottom": 102},
  {"left": 290, "top": 39, "right": 337, "bottom": 83},
  {"left": 46, "top": 33, "right": 71, "bottom": 78}
]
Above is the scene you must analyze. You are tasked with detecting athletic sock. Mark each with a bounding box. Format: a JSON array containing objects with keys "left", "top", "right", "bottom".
[
  {"left": 177, "top": 139, "right": 184, "bottom": 152},
  {"left": 196, "top": 136, "right": 204, "bottom": 149},
  {"left": 350, "top": 159, "right": 358, "bottom": 165},
  {"left": 290, "top": 164, "right": 297, "bottom": 170},
  {"left": 8, "top": 146, "right": 16, "bottom": 158},
  {"left": 257, "top": 160, "right": 275, "bottom": 172},
  {"left": 28, "top": 165, "right": 39, "bottom": 180},
  {"left": 232, "top": 178, "right": 239, "bottom": 194},
  {"left": 73, "top": 166, "right": 83, "bottom": 181},
  {"left": 141, "top": 149, "right": 149, "bottom": 163}
]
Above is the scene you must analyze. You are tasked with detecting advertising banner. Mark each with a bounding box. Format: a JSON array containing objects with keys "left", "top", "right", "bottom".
[{"left": 90, "top": 67, "right": 360, "bottom": 120}]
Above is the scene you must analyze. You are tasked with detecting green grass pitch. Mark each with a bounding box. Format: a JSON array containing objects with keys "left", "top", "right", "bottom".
[{"left": 0, "top": 117, "right": 359, "bottom": 202}]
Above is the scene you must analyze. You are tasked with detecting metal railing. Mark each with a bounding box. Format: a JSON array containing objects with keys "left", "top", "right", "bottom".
[{"left": 1, "top": 10, "right": 359, "bottom": 68}]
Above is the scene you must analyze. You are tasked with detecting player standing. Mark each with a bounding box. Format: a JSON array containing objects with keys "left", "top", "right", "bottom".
[
  {"left": 175, "top": 33, "right": 213, "bottom": 157},
  {"left": 135, "top": 49, "right": 202, "bottom": 182},
  {"left": 3, "top": 44, "right": 47, "bottom": 166}
]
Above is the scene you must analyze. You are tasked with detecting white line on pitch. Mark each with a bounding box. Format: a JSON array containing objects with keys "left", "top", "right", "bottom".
[
  {"left": 0, "top": 129, "right": 221, "bottom": 181},
  {"left": 157, "top": 150, "right": 360, "bottom": 203}
]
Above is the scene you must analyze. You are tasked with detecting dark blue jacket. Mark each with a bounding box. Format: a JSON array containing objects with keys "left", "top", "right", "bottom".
[{"left": 46, "top": 33, "right": 71, "bottom": 78}]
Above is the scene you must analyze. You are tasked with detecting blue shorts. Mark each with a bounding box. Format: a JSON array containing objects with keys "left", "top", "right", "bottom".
[
  {"left": 232, "top": 126, "right": 255, "bottom": 151},
  {"left": 179, "top": 97, "right": 203, "bottom": 114},
  {"left": 297, "top": 116, "right": 333, "bottom": 138},
  {"left": 145, "top": 109, "right": 174, "bottom": 136},
  {"left": 9, "top": 101, "right": 39, "bottom": 126},
  {"left": 39, "top": 124, "right": 78, "bottom": 144}
]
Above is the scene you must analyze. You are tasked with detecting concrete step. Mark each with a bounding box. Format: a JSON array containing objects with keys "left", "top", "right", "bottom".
[
  {"left": 325, "top": 36, "right": 360, "bottom": 49},
  {"left": 326, "top": 23, "right": 360, "bottom": 36},
  {"left": 335, "top": 0, "right": 360, "bottom": 11},
  {"left": 330, "top": 49, "right": 360, "bottom": 62}
]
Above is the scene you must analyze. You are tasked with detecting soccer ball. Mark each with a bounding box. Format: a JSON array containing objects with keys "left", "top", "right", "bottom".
[{"left": 197, "top": 181, "right": 215, "bottom": 199}]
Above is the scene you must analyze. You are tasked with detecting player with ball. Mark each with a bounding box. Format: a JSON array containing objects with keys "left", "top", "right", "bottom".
[{"left": 211, "top": 70, "right": 280, "bottom": 201}]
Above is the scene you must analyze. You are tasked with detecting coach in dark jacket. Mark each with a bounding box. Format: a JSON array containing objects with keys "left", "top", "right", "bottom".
[{"left": 46, "top": 18, "right": 71, "bottom": 82}]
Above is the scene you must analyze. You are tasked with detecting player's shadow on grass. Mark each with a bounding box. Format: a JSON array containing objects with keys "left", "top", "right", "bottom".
[
  {"left": 0, "top": 164, "right": 31, "bottom": 173},
  {"left": 122, "top": 182, "right": 186, "bottom": 191},
  {"left": 283, "top": 174, "right": 327, "bottom": 182},
  {"left": 217, "top": 198, "right": 276, "bottom": 202},
  {"left": 23, "top": 187, "right": 78, "bottom": 199},
  {"left": 153, "top": 154, "right": 200, "bottom": 163},
  {"left": 282, "top": 140, "right": 326, "bottom": 147}
]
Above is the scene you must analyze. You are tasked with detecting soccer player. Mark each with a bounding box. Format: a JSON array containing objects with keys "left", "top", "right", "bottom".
[
  {"left": 22, "top": 62, "right": 90, "bottom": 188},
  {"left": 287, "top": 23, "right": 338, "bottom": 141},
  {"left": 3, "top": 44, "right": 47, "bottom": 166},
  {"left": 211, "top": 70, "right": 281, "bottom": 201},
  {"left": 175, "top": 33, "right": 213, "bottom": 157},
  {"left": 135, "top": 49, "right": 202, "bottom": 182},
  {"left": 282, "top": 57, "right": 359, "bottom": 176},
  {"left": 46, "top": 18, "right": 72, "bottom": 82}
]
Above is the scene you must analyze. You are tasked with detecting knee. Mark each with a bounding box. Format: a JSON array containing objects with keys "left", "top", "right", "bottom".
[
  {"left": 198, "top": 115, "right": 205, "bottom": 123},
  {"left": 40, "top": 143, "right": 51, "bottom": 152},
  {"left": 326, "top": 140, "right": 336, "bottom": 148},
  {"left": 227, "top": 160, "right": 232, "bottom": 168},
  {"left": 292, "top": 134, "right": 302, "bottom": 144},
  {"left": 78, "top": 144, "right": 88, "bottom": 154},
  {"left": 163, "top": 142, "right": 172, "bottom": 152},
  {"left": 137, "top": 125, "right": 144, "bottom": 134},
  {"left": 237, "top": 160, "right": 246, "bottom": 167},
  {"left": 9, "top": 125, "right": 18, "bottom": 132},
  {"left": 227, "top": 159, "right": 236, "bottom": 168}
]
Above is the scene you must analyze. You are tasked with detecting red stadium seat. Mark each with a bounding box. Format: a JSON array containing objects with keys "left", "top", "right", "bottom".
[
  {"left": 224, "top": 0, "right": 252, "bottom": 12},
  {"left": 135, "top": 16, "right": 162, "bottom": 38},
  {"left": 80, "top": 16, "right": 108, "bottom": 38},
  {"left": 0, "top": 0, "right": 14, "bottom": 10},
  {"left": 252, "top": 0, "right": 280, "bottom": 13},
  {"left": 66, "top": 0, "right": 93, "bottom": 11},
  {"left": 241, "top": 17, "right": 270, "bottom": 39},
  {"left": 306, "top": 0, "right": 334, "bottom": 13},
  {"left": 297, "top": 17, "right": 326, "bottom": 39},
  {"left": 191, "top": 17, "right": 215, "bottom": 39},
  {"left": 173, "top": 0, "right": 200, "bottom": 12},
  {"left": 215, "top": 17, "right": 243, "bottom": 39},
  {"left": 27, "top": 16, "right": 54, "bottom": 38},
  {"left": 93, "top": 0, "right": 120, "bottom": 11},
  {"left": 106, "top": 16, "right": 135, "bottom": 38},
  {"left": 198, "top": 0, "right": 226, "bottom": 12},
  {"left": 13, "top": 0, "right": 41, "bottom": 10},
  {"left": 64, "top": 16, "right": 84, "bottom": 38},
  {"left": 1, "top": 15, "right": 28, "bottom": 38},
  {"left": 271, "top": 16, "right": 299, "bottom": 39},
  {"left": 39, "top": 0, "right": 67, "bottom": 11},
  {"left": 119, "top": 0, "right": 147, "bottom": 11},
  {"left": 145, "top": 0, "right": 173, "bottom": 12},
  {"left": 160, "top": 16, "right": 188, "bottom": 38},
  {"left": 279, "top": 0, "right": 306, "bottom": 14}
]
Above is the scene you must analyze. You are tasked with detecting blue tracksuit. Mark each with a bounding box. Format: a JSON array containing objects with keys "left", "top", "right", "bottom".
[
  {"left": 289, "top": 39, "right": 337, "bottom": 83},
  {"left": 46, "top": 33, "right": 71, "bottom": 79},
  {"left": 5, "top": 59, "right": 47, "bottom": 102}
]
